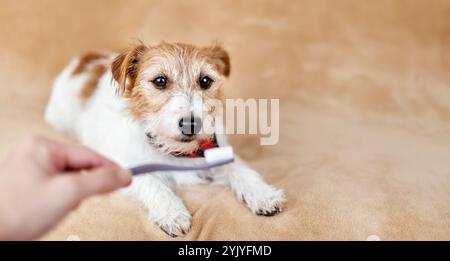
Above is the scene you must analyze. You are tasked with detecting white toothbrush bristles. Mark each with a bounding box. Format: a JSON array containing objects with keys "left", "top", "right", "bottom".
[{"left": 204, "top": 146, "right": 234, "bottom": 164}]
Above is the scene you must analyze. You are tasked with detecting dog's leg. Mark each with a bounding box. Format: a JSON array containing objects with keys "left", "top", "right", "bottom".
[
  {"left": 213, "top": 157, "right": 286, "bottom": 216},
  {"left": 120, "top": 175, "right": 191, "bottom": 237}
]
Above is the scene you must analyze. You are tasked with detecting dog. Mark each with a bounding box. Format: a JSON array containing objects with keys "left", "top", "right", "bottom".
[{"left": 45, "top": 42, "right": 285, "bottom": 237}]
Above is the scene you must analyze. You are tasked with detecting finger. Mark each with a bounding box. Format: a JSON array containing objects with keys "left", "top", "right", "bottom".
[
  {"left": 67, "top": 166, "right": 132, "bottom": 197},
  {"left": 18, "top": 136, "right": 117, "bottom": 172},
  {"left": 50, "top": 142, "right": 118, "bottom": 172},
  {"left": 47, "top": 167, "right": 132, "bottom": 210}
]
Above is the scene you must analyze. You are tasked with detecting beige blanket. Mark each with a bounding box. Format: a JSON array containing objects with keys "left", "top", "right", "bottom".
[{"left": 0, "top": 0, "right": 449, "bottom": 240}]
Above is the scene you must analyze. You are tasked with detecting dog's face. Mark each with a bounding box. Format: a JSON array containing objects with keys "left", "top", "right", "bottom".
[{"left": 112, "top": 42, "right": 230, "bottom": 154}]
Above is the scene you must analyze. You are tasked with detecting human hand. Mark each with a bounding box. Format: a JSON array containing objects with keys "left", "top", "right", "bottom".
[{"left": 0, "top": 136, "right": 131, "bottom": 240}]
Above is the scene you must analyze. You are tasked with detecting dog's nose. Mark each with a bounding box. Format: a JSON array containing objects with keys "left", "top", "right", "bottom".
[{"left": 178, "top": 116, "right": 202, "bottom": 136}]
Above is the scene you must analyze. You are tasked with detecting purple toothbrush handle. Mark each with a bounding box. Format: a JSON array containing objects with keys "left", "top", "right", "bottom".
[{"left": 130, "top": 158, "right": 234, "bottom": 175}]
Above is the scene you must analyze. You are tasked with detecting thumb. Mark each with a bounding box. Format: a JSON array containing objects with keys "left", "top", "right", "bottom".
[
  {"left": 72, "top": 166, "right": 132, "bottom": 197},
  {"left": 48, "top": 166, "right": 132, "bottom": 210}
]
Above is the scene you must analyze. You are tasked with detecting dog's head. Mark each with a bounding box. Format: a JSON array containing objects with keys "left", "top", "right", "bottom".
[{"left": 111, "top": 42, "right": 230, "bottom": 154}]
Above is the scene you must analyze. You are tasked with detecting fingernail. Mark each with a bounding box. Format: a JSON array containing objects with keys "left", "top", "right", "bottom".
[
  {"left": 104, "top": 160, "right": 120, "bottom": 168},
  {"left": 118, "top": 169, "right": 132, "bottom": 185}
]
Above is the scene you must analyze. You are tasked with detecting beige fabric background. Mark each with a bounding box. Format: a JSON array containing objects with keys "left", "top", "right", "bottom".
[{"left": 0, "top": 0, "right": 449, "bottom": 240}]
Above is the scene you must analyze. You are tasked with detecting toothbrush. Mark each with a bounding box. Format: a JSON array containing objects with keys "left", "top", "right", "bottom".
[{"left": 130, "top": 146, "right": 234, "bottom": 175}]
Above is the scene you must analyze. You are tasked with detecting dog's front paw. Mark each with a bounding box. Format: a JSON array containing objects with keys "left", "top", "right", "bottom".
[
  {"left": 239, "top": 184, "right": 286, "bottom": 216},
  {"left": 153, "top": 209, "right": 192, "bottom": 237},
  {"left": 147, "top": 198, "right": 192, "bottom": 238}
]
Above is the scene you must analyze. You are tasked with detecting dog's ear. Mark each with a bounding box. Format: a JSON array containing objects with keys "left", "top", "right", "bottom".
[
  {"left": 111, "top": 45, "right": 147, "bottom": 94},
  {"left": 202, "top": 45, "right": 230, "bottom": 77}
]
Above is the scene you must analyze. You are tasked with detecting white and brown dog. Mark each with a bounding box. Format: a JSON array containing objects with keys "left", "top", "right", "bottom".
[{"left": 45, "top": 42, "right": 285, "bottom": 237}]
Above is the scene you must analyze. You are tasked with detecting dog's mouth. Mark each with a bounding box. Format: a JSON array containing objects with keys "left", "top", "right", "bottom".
[
  {"left": 176, "top": 136, "right": 196, "bottom": 143},
  {"left": 145, "top": 132, "right": 163, "bottom": 149},
  {"left": 145, "top": 132, "right": 218, "bottom": 158}
]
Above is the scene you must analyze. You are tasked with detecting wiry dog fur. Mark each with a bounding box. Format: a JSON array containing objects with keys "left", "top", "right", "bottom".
[{"left": 45, "top": 42, "right": 285, "bottom": 237}]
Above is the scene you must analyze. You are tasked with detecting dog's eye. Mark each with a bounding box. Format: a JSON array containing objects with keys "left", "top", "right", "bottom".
[
  {"left": 199, "top": 76, "right": 213, "bottom": 90},
  {"left": 151, "top": 76, "right": 167, "bottom": 89}
]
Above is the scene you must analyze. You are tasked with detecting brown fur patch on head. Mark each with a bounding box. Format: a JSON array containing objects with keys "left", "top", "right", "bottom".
[
  {"left": 126, "top": 84, "right": 169, "bottom": 119},
  {"left": 200, "top": 45, "right": 231, "bottom": 77},
  {"left": 111, "top": 45, "right": 148, "bottom": 95}
]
